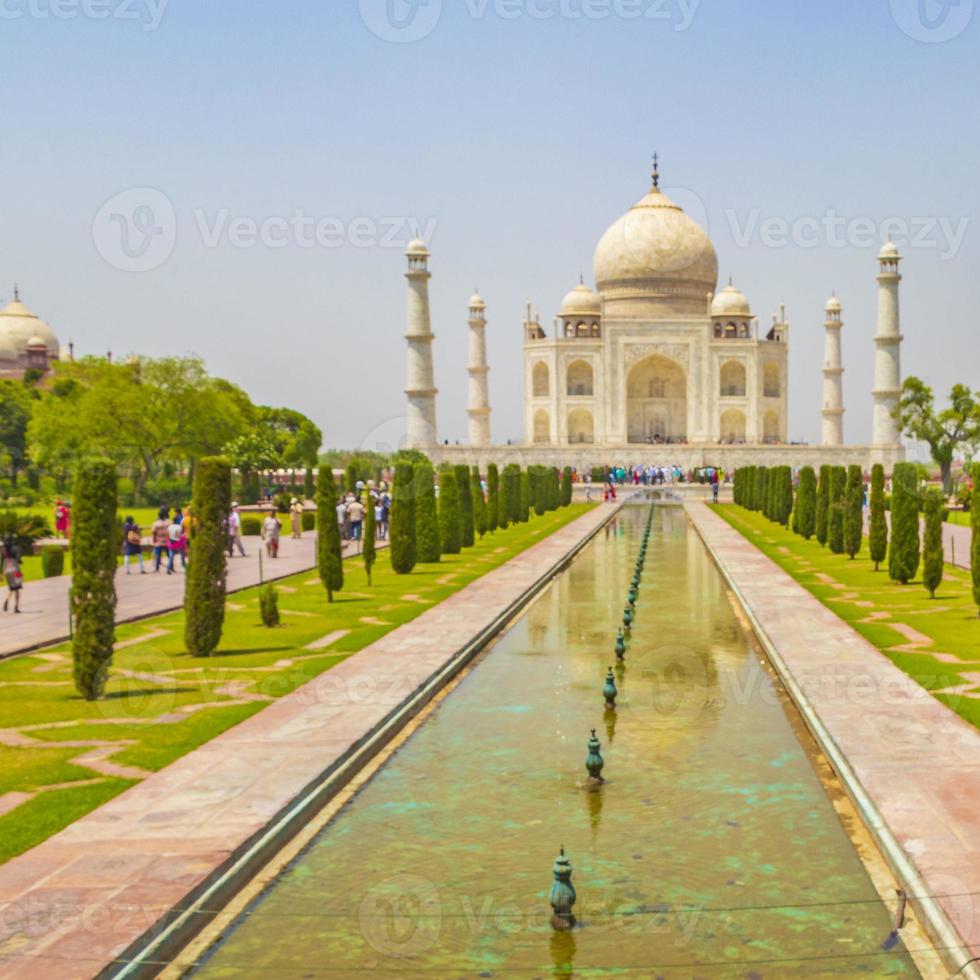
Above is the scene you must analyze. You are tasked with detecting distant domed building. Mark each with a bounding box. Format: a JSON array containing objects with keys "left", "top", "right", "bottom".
[{"left": 0, "top": 288, "right": 63, "bottom": 379}]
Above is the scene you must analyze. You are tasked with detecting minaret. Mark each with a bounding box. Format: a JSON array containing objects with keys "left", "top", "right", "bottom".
[
  {"left": 404, "top": 238, "right": 438, "bottom": 449},
  {"left": 872, "top": 240, "right": 903, "bottom": 447},
  {"left": 821, "top": 294, "right": 845, "bottom": 446},
  {"left": 466, "top": 291, "right": 491, "bottom": 447}
]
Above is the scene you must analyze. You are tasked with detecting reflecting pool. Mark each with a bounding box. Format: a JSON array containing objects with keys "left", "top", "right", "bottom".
[{"left": 194, "top": 504, "right": 918, "bottom": 978}]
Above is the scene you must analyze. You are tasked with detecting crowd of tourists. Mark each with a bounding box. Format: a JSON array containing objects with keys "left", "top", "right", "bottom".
[{"left": 337, "top": 482, "right": 391, "bottom": 544}]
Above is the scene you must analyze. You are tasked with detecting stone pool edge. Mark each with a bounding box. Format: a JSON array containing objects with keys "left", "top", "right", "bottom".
[{"left": 685, "top": 499, "right": 980, "bottom": 980}]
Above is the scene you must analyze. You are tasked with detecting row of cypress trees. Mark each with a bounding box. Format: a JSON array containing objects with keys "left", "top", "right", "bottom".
[{"left": 732, "top": 465, "right": 792, "bottom": 526}]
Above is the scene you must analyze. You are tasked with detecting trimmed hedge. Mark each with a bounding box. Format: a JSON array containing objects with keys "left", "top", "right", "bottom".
[
  {"left": 843, "top": 465, "right": 864, "bottom": 559},
  {"left": 471, "top": 467, "right": 488, "bottom": 540},
  {"left": 922, "top": 488, "right": 944, "bottom": 599},
  {"left": 889, "top": 462, "right": 921, "bottom": 585},
  {"left": 260, "top": 584, "right": 280, "bottom": 627},
  {"left": 302, "top": 511, "right": 315, "bottom": 532},
  {"left": 487, "top": 463, "right": 500, "bottom": 533},
  {"left": 869, "top": 464, "right": 888, "bottom": 571},
  {"left": 795, "top": 467, "right": 817, "bottom": 540},
  {"left": 414, "top": 462, "right": 441, "bottom": 563},
  {"left": 815, "top": 464, "right": 831, "bottom": 546},
  {"left": 317, "top": 465, "right": 344, "bottom": 600},
  {"left": 40, "top": 546, "right": 65, "bottom": 578},
  {"left": 389, "top": 462, "right": 417, "bottom": 575},
  {"left": 438, "top": 467, "right": 462, "bottom": 556},
  {"left": 455, "top": 464, "right": 475, "bottom": 548}
]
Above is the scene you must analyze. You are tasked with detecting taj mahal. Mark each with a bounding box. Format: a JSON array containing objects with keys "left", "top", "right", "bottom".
[{"left": 409, "top": 159, "right": 907, "bottom": 471}]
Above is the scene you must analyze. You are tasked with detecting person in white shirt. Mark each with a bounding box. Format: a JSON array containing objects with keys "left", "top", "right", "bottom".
[{"left": 227, "top": 504, "right": 247, "bottom": 558}]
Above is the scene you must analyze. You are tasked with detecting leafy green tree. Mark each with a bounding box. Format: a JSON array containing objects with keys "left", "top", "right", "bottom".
[
  {"left": 561, "top": 467, "right": 573, "bottom": 507},
  {"left": 844, "top": 465, "right": 864, "bottom": 559},
  {"left": 894, "top": 378, "right": 980, "bottom": 492},
  {"left": 922, "top": 489, "right": 944, "bottom": 599},
  {"left": 389, "top": 462, "right": 417, "bottom": 574},
  {"left": 438, "top": 467, "right": 462, "bottom": 555},
  {"left": 184, "top": 456, "right": 231, "bottom": 658},
  {"left": 889, "top": 462, "right": 921, "bottom": 585},
  {"left": 815, "top": 465, "right": 831, "bottom": 546},
  {"left": 471, "top": 467, "right": 488, "bottom": 539},
  {"left": 414, "top": 462, "right": 441, "bottom": 563},
  {"left": 487, "top": 463, "right": 501, "bottom": 531},
  {"left": 453, "top": 464, "right": 474, "bottom": 547},
  {"left": 828, "top": 466, "right": 846, "bottom": 555},
  {"left": 796, "top": 467, "right": 817, "bottom": 539},
  {"left": 868, "top": 465, "right": 888, "bottom": 571},
  {"left": 0, "top": 380, "right": 33, "bottom": 485},
  {"left": 317, "top": 465, "right": 343, "bottom": 600},
  {"left": 519, "top": 470, "right": 530, "bottom": 523},
  {"left": 71, "top": 458, "right": 118, "bottom": 698},
  {"left": 224, "top": 432, "right": 282, "bottom": 504},
  {"left": 363, "top": 495, "right": 377, "bottom": 584}
]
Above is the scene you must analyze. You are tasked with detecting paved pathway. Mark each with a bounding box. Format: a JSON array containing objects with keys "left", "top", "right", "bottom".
[
  {"left": 0, "top": 535, "right": 377, "bottom": 660},
  {"left": 0, "top": 502, "right": 616, "bottom": 979},
  {"left": 688, "top": 500, "right": 980, "bottom": 978}
]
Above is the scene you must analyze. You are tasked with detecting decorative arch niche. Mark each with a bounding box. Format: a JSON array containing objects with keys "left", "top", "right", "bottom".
[{"left": 626, "top": 355, "right": 687, "bottom": 443}]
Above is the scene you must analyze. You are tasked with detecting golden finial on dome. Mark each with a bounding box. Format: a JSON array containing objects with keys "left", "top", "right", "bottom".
[
  {"left": 13, "top": 284, "right": 19, "bottom": 302},
  {"left": 651, "top": 153, "right": 660, "bottom": 190}
]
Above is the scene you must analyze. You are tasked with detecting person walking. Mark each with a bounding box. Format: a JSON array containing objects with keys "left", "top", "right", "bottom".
[
  {"left": 166, "top": 513, "right": 187, "bottom": 574},
  {"left": 54, "top": 500, "right": 70, "bottom": 540},
  {"left": 227, "top": 503, "right": 247, "bottom": 557},
  {"left": 347, "top": 495, "right": 365, "bottom": 545},
  {"left": 290, "top": 497, "right": 304, "bottom": 539},
  {"left": 336, "top": 496, "right": 348, "bottom": 542},
  {"left": 1, "top": 536, "right": 23, "bottom": 612},
  {"left": 262, "top": 510, "right": 281, "bottom": 558},
  {"left": 151, "top": 507, "right": 170, "bottom": 572},
  {"left": 122, "top": 517, "right": 146, "bottom": 574}
]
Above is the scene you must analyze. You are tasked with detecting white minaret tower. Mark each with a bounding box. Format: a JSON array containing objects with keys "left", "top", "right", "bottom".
[
  {"left": 466, "top": 291, "right": 491, "bottom": 447},
  {"left": 872, "top": 240, "right": 903, "bottom": 447},
  {"left": 404, "top": 238, "right": 438, "bottom": 449},
  {"left": 821, "top": 294, "right": 845, "bottom": 446}
]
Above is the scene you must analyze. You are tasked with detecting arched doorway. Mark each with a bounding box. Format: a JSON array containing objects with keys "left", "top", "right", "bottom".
[
  {"left": 566, "top": 360, "right": 594, "bottom": 397},
  {"left": 720, "top": 361, "right": 746, "bottom": 397},
  {"left": 627, "top": 355, "right": 687, "bottom": 443},
  {"left": 533, "top": 409, "right": 551, "bottom": 444},
  {"left": 532, "top": 362, "right": 550, "bottom": 398},
  {"left": 567, "top": 408, "right": 595, "bottom": 444},
  {"left": 719, "top": 409, "right": 746, "bottom": 443}
]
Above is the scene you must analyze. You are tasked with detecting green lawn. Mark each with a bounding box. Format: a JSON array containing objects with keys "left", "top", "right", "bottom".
[
  {"left": 945, "top": 510, "right": 972, "bottom": 528},
  {"left": 710, "top": 505, "right": 980, "bottom": 732},
  {"left": 0, "top": 504, "right": 593, "bottom": 864}
]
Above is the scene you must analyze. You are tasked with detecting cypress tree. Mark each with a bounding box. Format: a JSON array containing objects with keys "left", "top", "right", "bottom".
[
  {"left": 438, "top": 467, "right": 462, "bottom": 555},
  {"left": 561, "top": 467, "right": 573, "bottom": 507},
  {"left": 317, "top": 464, "right": 344, "bottom": 601},
  {"left": 71, "top": 458, "right": 119, "bottom": 698},
  {"left": 304, "top": 467, "right": 315, "bottom": 500},
  {"left": 454, "top": 464, "right": 475, "bottom": 548},
  {"left": 487, "top": 463, "right": 501, "bottom": 531},
  {"left": 733, "top": 468, "right": 741, "bottom": 506},
  {"left": 889, "top": 461, "right": 921, "bottom": 585},
  {"left": 971, "top": 473, "right": 980, "bottom": 616},
  {"left": 471, "top": 467, "right": 488, "bottom": 540},
  {"left": 260, "top": 584, "right": 280, "bottom": 627},
  {"left": 519, "top": 470, "right": 530, "bottom": 523},
  {"left": 815, "top": 465, "right": 831, "bottom": 545},
  {"left": 346, "top": 462, "right": 359, "bottom": 496},
  {"left": 389, "top": 462, "right": 417, "bottom": 574},
  {"left": 504, "top": 464, "right": 521, "bottom": 525},
  {"left": 869, "top": 464, "right": 888, "bottom": 571},
  {"left": 844, "top": 464, "right": 864, "bottom": 559},
  {"left": 922, "top": 488, "right": 944, "bottom": 599},
  {"left": 548, "top": 468, "right": 560, "bottom": 511},
  {"left": 756, "top": 467, "right": 769, "bottom": 517},
  {"left": 796, "top": 466, "right": 817, "bottom": 539},
  {"left": 414, "top": 462, "right": 441, "bottom": 563},
  {"left": 184, "top": 456, "right": 231, "bottom": 659},
  {"left": 530, "top": 466, "right": 545, "bottom": 516},
  {"left": 363, "top": 492, "right": 377, "bottom": 584},
  {"left": 828, "top": 466, "right": 846, "bottom": 555}
]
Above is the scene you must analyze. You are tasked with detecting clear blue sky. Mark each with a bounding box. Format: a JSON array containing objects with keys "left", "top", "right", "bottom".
[{"left": 2, "top": 0, "right": 977, "bottom": 452}]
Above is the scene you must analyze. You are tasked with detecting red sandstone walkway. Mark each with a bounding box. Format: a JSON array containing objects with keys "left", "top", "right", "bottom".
[
  {"left": 0, "top": 502, "right": 614, "bottom": 979},
  {"left": 688, "top": 500, "right": 980, "bottom": 979},
  {"left": 0, "top": 535, "right": 377, "bottom": 660},
  {"left": 863, "top": 509, "right": 973, "bottom": 571}
]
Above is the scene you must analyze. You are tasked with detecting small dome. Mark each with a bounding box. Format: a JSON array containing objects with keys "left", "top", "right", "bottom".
[
  {"left": 26, "top": 335, "right": 46, "bottom": 348},
  {"left": 561, "top": 282, "right": 601, "bottom": 316},
  {"left": 879, "top": 239, "right": 900, "bottom": 260},
  {"left": 825, "top": 294, "right": 842, "bottom": 313},
  {"left": 711, "top": 281, "right": 751, "bottom": 317},
  {"left": 0, "top": 294, "right": 60, "bottom": 358},
  {"left": 468, "top": 291, "right": 486, "bottom": 310},
  {"left": 405, "top": 238, "right": 429, "bottom": 256}
]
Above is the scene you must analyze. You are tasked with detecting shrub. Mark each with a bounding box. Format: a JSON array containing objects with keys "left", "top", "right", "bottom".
[
  {"left": 487, "top": 463, "right": 500, "bottom": 532},
  {"left": 40, "top": 546, "right": 65, "bottom": 578},
  {"left": 0, "top": 511, "right": 52, "bottom": 552},
  {"left": 869, "top": 464, "right": 888, "bottom": 571},
  {"left": 454, "top": 464, "right": 475, "bottom": 548},
  {"left": 414, "top": 462, "right": 441, "bottom": 563},
  {"left": 184, "top": 457, "right": 231, "bottom": 658},
  {"left": 889, "top": 462, "right": 921, "bottom": 585},
  {"left": 561, "top": 467, "right": 573, "bottom": 507},
  {"left": 389, "top": 462, "right": 417, "bottom": 574},
  {"left": 922, "top": 489, "right": 944, "bottom": 599},
  {"left": 844, "top": 465, "right": 864, "bottom": 559},
  {"left": 71, "top": 459, "right": 119, "bottom": 699},
  {"left": 274, "top": 493, "right": 291, "bottom": 514},
  {"left": 259, "top": 584, "right": 280, "bottom": 627},
  {"left": 815, "top": 465, "right": 831, "bottom": 546},
  {"left": 241, "top": 515, "right": 262, "bottom": 536},
  {"left": 363, "top": 498, "right": 377, "bottom": 585},
  {"left": 438, "top": 467, "right": 462, "bottom": 555},
  {"left": 302, "top": 511, "right": 315, "bottom": 531},
  {"left": 590, "top": 467, "right": 606, "bottom": 484},
  {"left": 795, "top": 467, "right": 817, "bottom": 539},
  {"left": 317, "top": 465, "right": 344, "bottom": 600},
  {"left": 472, "top": 467, "right": 488, "bottom": 539}
]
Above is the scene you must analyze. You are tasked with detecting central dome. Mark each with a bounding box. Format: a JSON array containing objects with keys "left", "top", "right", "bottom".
[{"left": 593, "top": 178, "right": 718, "bottom": 317}]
